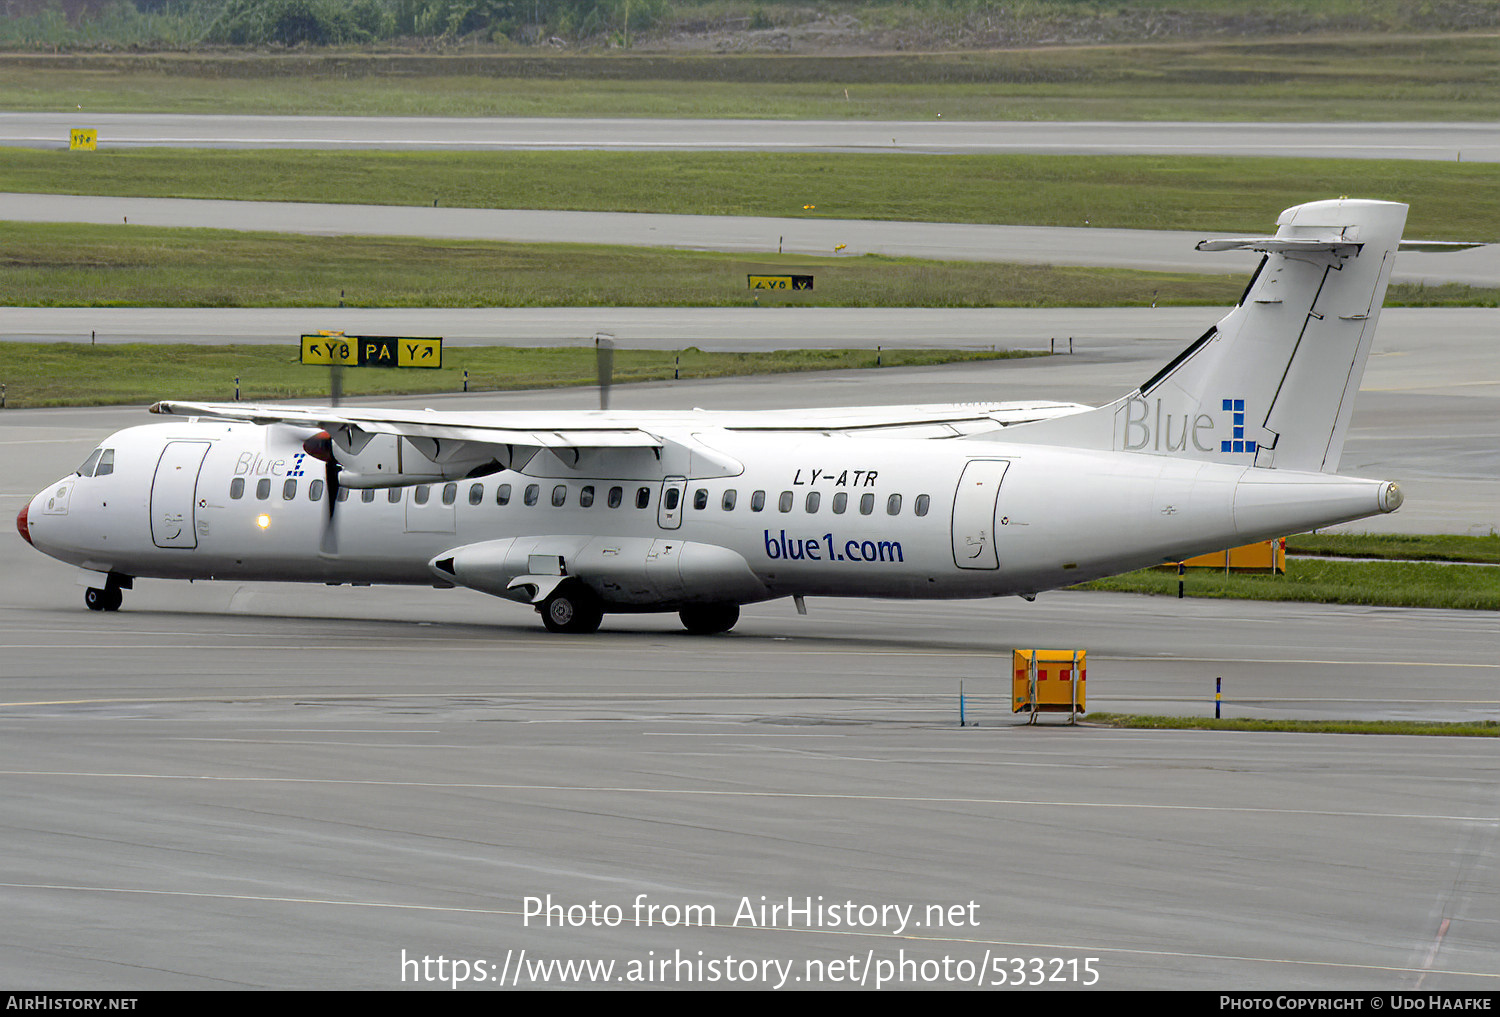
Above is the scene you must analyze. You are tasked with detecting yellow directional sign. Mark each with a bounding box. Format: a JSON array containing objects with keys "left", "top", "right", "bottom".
[
  {"left": 397, "top": 337, "right": 442, "bottom": 368},
  {"left": 301, "top": 334, "right": 358, "bottom": 366},
  {"left": 300, "top": 335, "right": 442, "bottom": 369},
  {"left": 69, "top": 129, "right": 97, "bottom": 151},
  {"left": 748, "top": 275, "right": 814, "bottom": 291}
]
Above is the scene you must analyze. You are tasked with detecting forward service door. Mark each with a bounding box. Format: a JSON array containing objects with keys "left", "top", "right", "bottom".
[
  {"left": 150, "top": 440, "right": 212, "bottom": 548},
  {"left": 951, "top": 459, "right": 1010, "bottom": 570}
]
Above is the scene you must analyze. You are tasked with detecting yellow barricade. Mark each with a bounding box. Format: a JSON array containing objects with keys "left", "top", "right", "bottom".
[
  {"left": 1012, "top": 649, "right": 1086, "bottom": 724},
  {"left": 1177, "top": 537, "right": 1286, "bottom": 574}
]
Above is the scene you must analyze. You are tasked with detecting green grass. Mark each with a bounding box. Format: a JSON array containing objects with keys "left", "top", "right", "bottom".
[
  {"left": 4, "top": 222, "right": 1493, "bottom": 310},
  {"left": 0, "top": 341, "right": 1038, "bottom": 408},
  {"left": 5, "top": 33, "right": 1500, "bottom": 121},
  {"left": 1287, "top": 531, "right": 1500, "bottom": 564},
  {"left": 0, "top": 221, "right": 1251, "bottom": 309},
  {"left": 6, "top": 148, "right": 1499, "bottom": 241},
  {"left": 1087, "top": 714, "right": 1500, "bottom": 736},
  {"left": 1074, "top": 557, "right": 1500, "bottom": 611}
]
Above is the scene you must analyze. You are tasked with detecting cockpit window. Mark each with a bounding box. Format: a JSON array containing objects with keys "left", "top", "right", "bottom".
[
  {"left": 76, "top": 449, "right": 103, "bottom": 477},
  {"left": 95, "top": 449, "right": 115, "bottom": 476}
]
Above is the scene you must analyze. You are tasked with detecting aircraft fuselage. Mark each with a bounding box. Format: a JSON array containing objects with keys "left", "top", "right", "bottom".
[{"left": 20, "top": 419, "right": 1398, "bottom": 626}]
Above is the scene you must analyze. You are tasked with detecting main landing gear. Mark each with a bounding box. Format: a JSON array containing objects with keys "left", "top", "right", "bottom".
[
  {"left": 535, "top": 586, "right": 741, "bottom": 636},
  {"left": 539, "top": 584, "right": 604, "bottom": 634},
  {"left": 678, "top": 604, "right": 740, "bottom": 635}
]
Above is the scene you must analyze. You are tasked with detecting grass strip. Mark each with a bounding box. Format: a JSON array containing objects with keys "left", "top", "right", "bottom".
[
  {"left": 1086, "top": 714, "right": 1500, "bottom": 737},
  {"left": 1073, "top": 557, "right": 1500, "bottom": 611},
  {"left": 5, "top": 148, "right": 1497, "bottom": 241},
  {"left": 4, "top": 222, "right": 1493, "bottom": 309},
  {"left": 0, "top": 341, "right": 1038, "bottom": 409},
  {"left": 4, "top": 222, "right": 1494, "bottom": 309},
  {"left": 0, "top": 221, "right": 1248, "bottom": 309},
  {"left": 1287, "top": 531, "right": 1500, "bottom": 564},
  {"left": 4, "top": 35, "right": 1500, "bottom": 122}
]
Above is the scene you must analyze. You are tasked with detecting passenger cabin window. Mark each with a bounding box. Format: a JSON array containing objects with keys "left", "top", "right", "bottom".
[
  {"left": 309, "top": 479, "right": 324, "bottom": 501},
  {"left": 805, "top": 492, "right": 820, "bottom": 513},
  {"left": 832, "top": 493, "right": 847, "bottom": 514},
  {"left": 635, "top": 487, "right": 650, "bottom": 509},
  {"left": 469, "top": 483, "right": 484, "bottom": 506},
  {"left": 388, "top": 488, "right": 401, "bottom": 503},
  {"left": 778, "top": 491, "right": 793, "bottom": 513},
  {"left": 283, "top": 480, "right": 297, "bottom": 500},
  {"left": 442, "top": 483, "right": 457, "bottom": 506},
  {"left": 860, "top": 493, "right": 875, "bottom": 515},
  {"left": 257, "top": 479, "right": 271, "bottom": 500},
  {"left": 496, "top": 483, "right": 511, "bottom": 506},
  {"left": 722, "top": 490, "right": 737, "bottom": 511},
  {"left": 230, "top": 478, "right": 244, "bottom": 499},
  {"left": 580, "top": 485, "right": 595, "bottom": 508},
  {"left": 363, "top": 489, "right": 376, "bottom": 503},
  {"left": 693, "top": 489, "right": 708, "bottom": 511},
  {"left": 608, "top": 486, "right": 623, "bottom": 509},
  {"left": 751, "top": 490, "right": 766, "bottom": 512},
  {"left": 337, "top": 486, "right": 350, "bottom": 501},
  {"left": 414, "top": 485, "right": 430, "bottom": 505},
  {"left": 887, "top": 494, "right": 902, "bottom": 516},
  {"left": 552, "top": 485, "right": 567, "bottom": 508},
  {"left": 915, "top": 494, "right": 930, "bottom": 517},
  {"left": 664, "top": 488, "right": 680, "bottom": 511},
  {"left": 524, "top": 484, "right": 539, "bottom": 506}
]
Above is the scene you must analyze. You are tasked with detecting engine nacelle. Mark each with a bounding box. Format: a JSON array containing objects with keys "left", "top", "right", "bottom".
[
  {"left": 429, "top": 536, "right": 770, "bottom": 610},
  {"left": 307, "top": 428, "right": 501, "bottom": 489}
]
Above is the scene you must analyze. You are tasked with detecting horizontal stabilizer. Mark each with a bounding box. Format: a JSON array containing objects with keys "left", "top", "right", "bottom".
[
  {"left": 1196, "top": 237, "right": 1360, "bottom": 255},
  {"left": 1396, "top": 240, "right": 1487, "bottom": 252}
]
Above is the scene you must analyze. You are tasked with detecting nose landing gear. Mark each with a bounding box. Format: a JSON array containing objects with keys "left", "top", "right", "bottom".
[
  {"left": 83, "top": 573, "right": 131, "bottom": 612},
  {"left": 85, "top": 587, "right": 123, "bottom": 612}
]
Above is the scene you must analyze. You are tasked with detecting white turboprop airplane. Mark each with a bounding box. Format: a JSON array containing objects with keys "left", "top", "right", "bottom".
[{"left": 17, "top": 199, "right": 1443, "bottom": 633}]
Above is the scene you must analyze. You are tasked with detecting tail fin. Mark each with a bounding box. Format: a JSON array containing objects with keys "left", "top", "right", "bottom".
[{"left": 1007, "top": 198, "right": 1407, "bottom": 473}]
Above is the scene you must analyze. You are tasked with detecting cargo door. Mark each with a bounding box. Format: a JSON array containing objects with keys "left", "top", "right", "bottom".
[
  {"left": 951, "top": 459, "right": 1009, "bottom": 570},
  {"left": 151, "top": 440, "right": 211, "bottom": 548}
]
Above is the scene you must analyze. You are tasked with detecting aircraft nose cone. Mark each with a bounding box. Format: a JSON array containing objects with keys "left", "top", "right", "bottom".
[{"left": 16, "top": 499, "right": 32, "bottom": 546}]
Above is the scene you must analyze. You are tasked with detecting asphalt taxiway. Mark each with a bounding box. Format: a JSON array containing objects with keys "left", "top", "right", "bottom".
[
  {"left": 6, "top": 113, "right": 1499, "bottom": 160},
  {"left": 5, "top": 192, "right": 1496, "bottom": 286},
  {"left": 2, "top": 367, "right": 1497, "bottom": 990}
]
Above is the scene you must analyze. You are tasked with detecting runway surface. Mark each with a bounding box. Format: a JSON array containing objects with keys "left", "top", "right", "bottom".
[
  {"left": 7, "top": 113, "right": 1500, "bottom": 161},
  {"left": 6, "top": 192, "right": 1496, "bottom": 286},
  {"left": 3, "top": 371, "right": 1499, "bottom": 990}
]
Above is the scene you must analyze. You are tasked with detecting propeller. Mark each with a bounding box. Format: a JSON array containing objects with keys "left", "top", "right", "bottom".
[
  {"left": 303, "top": 430, "right": 342, "bottom": 556},
  {"left": 594, "top": 332, "right": 614, "bottom": 411}
]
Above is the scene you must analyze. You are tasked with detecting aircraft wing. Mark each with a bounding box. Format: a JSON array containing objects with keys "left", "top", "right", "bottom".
[
  {"left": 148, "top": 400, "right": 665, "bottom": 450},
  {"left": 717, "top": 400, "right": 1092, "bottom": 436},
  {"left": 148, "top": 398, "right": 1092, "bottom": 443}
]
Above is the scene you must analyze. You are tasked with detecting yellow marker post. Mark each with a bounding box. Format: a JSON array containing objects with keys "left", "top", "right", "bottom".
[{"left": 69, "top": 129, "right": 97, "bottom": 151}]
